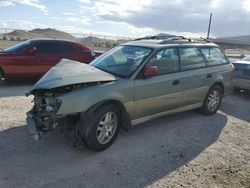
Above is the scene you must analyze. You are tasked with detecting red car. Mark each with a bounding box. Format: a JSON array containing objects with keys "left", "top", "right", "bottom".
[{"left": 0, "top": 39, "right": 99, "bottom": 81}]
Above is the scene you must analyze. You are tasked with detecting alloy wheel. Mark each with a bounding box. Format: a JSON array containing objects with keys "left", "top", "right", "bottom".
[
  {"left": 207, "top": 90, "right": 220, "bottom": 112},
  {"left": 96, "top": 111, "right": 118, "bottom": 145}
]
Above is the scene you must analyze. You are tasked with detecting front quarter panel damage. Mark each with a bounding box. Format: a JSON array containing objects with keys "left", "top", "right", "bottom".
[
  {"left": 26, "top": 79, "right": 134, "bottom": 141},
  {"left": 57, "top": 80, "right": 134, "bottom": 116}
]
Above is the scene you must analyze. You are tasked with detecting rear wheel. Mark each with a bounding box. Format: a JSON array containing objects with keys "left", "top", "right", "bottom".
[
  {"left": 82, "top": 104, "right": 121, "bottom": 151},
  {"left": 202, "top": 85, "right": 222, "bottom": 115}
]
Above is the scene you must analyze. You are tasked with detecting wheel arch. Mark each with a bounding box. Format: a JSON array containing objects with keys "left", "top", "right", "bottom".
[
  {"left": 211, "top": 81, "right": 224, "bottom": 95},
  {"left": 85, "top": 99, "right": 131, "bottom": 131}
]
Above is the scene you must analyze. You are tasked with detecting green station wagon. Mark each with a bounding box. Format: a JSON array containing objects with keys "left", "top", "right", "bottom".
[{"left": 26, "top": 36, "right": 234, "bottom": 151}]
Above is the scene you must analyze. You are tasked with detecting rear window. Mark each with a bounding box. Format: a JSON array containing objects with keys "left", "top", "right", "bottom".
[
  {"left": 179, "top": 48, "right": 206, "bottom": 71},
  {"left": 200, "top": 47, "right": 229, "bottom": 66}
]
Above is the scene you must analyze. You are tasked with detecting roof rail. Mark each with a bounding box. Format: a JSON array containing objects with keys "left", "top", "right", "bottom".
[
  {"left": 134, "top": 35, "right": 212, "bottom": 43},
  {"left": 133, "top": 35, "right": 187, "bottom": 41},
  {"left": 199, "top": 37, "right": 212, "bottom": 42}
]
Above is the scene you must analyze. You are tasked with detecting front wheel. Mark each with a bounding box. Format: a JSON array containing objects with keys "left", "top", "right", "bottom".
[
  {"left": 83, "top": 104, "right": 121, "bottom": 151},
  {"left": 202, "top": 85, "right": 222, "bottom": 115}
]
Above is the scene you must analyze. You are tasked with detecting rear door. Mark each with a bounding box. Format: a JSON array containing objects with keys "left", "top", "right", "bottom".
[
  {"left": 134, "top": 48, "right": 182, "bottom": 119},
  {"left": 179, "top": 47, "right": 208, "bottom": 106}
]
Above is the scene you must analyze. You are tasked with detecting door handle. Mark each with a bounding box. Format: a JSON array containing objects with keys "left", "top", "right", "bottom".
[
  {"left": 207, "top": 73, "right": 212, "bottom": 78},
  {"left": 172, "top": 79, "right": 180, "bottom": 85}
]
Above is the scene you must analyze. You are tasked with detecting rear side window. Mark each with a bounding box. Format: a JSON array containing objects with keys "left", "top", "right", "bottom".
[
  {"left": 36, "top": 42, "right": 74, "bottom": 55},
  {"left": 36, "top": 42, "right": 63, "bottom": 54},
  {"left": 36, "top": 43, "right": 55, "bottom": 54},
  {"left": 200, "top": 47, "right": 229, "bottom": 66},
  {"left": 147, "top": 48, "right": 179, "bottom": 75},
  {"left": 179, "top": 48, "right": 206, "bottom": 71},
  {"left": 63, "top": 43, "right": 75, "bottom": 53}
]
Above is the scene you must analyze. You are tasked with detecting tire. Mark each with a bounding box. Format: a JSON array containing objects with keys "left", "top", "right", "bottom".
[
  {"left": 83, "top": 104, "right": 121, "bottom": 151},
  {"left": 202, "top": 85, "right": 222, "bottom": 115}
]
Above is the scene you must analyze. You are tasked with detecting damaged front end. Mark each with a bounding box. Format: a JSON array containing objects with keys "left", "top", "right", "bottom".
[
  {"left": 25, "top": 59, "right": 117, "bottom": 140},
  {"left": 26, "top": 82, "right": 107, "bottom": 140},
  {"left": 26, "top": 91, "right": 62, "bottom": 139}
]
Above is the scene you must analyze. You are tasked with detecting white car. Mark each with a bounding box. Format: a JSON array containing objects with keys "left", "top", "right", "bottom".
[{"left": 233, "top": 56, "right": 250, "bottom": 91}]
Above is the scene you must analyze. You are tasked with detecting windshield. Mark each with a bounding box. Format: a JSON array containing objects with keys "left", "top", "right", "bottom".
[
  {"left": 4, "top": 40, "right": 31, "bottom": 53},
  {"left": 90, "top": 46, "right": 152, "bottom": 78},
  {"left": 242, "top": 56, "right": 250, "bottom": 61}
]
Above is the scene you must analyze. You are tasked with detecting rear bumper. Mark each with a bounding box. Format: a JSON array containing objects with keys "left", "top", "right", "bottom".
[{"left": 235, "top": 77, "right": 250, "bottom": 90}]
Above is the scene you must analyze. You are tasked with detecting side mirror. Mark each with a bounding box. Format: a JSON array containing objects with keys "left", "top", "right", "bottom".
[
  {"left": 144, "top": 66, "right": 158, "bottom": 78},
  {"left": 27, "top": 46, "right": 36, "bottom": 56}
]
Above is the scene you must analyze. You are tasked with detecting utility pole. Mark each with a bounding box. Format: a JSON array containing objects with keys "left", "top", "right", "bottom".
[{"left": 207, "top": 13, "right": 213, "bottom": 39}]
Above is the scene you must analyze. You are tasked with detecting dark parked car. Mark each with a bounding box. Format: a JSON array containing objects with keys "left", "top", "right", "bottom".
[
  {"left": 233, "top": 56, "right": 250, "bottom": 91},
  {"left": 0, "top": 39, "right": 99, "bottom": 82}
]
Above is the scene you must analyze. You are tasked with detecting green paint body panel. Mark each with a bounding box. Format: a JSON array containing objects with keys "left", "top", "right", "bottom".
[{"left": 27, "top": 41, "right": 234, "bottom": 128}]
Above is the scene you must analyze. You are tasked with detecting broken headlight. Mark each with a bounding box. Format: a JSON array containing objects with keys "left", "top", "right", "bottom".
[
  {"left": 34, "top": 96, "right": 61, "bottom": 114},
  {"left": 44, "top": 98, "right": 62, "bottom": 113}
]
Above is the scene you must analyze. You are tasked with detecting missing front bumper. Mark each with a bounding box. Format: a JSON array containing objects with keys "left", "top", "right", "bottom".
[
  {"left": 25, "top": 111, "right": 55, "bottom": 140},
  {"left": 26, "top": 113, "right": 42, "bottom": 140},
  {"left": 26, "top": 114, "right": 38, "bottom": 135}
]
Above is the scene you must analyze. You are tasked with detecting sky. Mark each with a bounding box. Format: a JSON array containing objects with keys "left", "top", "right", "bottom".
[{"left": 0, "top": 0, "right": 249, "bottom": 38}]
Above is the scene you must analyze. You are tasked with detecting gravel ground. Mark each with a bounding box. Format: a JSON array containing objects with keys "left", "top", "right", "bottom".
[{"left": 0, "top": 83, "right": 249, "bottom": 188}]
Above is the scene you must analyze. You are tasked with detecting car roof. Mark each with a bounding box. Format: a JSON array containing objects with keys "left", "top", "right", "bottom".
[
  {"left": 28, "top": 38, "right": 78, "bottom": 44},
  {"left": 123, "top": 36, "right": 219, "bottom": 49},
  {"left": 26, "top": 38, "right": 92, "bottom": 51}
]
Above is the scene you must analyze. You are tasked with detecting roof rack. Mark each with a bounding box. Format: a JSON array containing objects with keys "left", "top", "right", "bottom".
[
  {"left": 133, "top": 35, "right": 211, "bottom": 43},
  {"left": 199, "top": 37, "right": 212, "bottom": 42},
  {"left": 134, "top": 35, "right": 189, "bottom": 41}
]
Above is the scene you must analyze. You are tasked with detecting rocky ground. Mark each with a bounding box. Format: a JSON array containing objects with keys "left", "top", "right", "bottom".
[{"left": 0, "top": 83, "right": 249, "bottom": 188}]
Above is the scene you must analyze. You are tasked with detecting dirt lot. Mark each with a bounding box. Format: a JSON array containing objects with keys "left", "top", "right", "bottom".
[{"left": 0, "top": 83, "right": 249, "bottom": 188}]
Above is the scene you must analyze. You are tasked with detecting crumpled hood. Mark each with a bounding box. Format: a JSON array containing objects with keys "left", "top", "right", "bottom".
[{"left": 27, "top": 59, "right": 117, "bottom": 95}]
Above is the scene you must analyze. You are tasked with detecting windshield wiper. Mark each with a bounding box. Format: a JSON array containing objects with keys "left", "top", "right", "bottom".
[{"left": 95, "top": 66, "right": 127, "bottom": 78}]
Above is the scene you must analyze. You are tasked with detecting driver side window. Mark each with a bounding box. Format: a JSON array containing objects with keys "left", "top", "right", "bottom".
[{"left": 148, "top": 48, "right": 179, "bottom": 75}]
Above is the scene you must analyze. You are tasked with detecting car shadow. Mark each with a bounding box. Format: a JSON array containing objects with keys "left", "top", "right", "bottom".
[
  {"left": 0, "top": 111, "right": 227, "bottom": 188},
  {"left": 0, "top": 81, "right": 33, "bottom": 97},
  {"left": 220, "top": 91, "right": 250, "bottom": 122}
]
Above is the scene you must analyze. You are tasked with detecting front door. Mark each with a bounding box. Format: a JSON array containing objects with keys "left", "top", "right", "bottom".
[{"left": 134, "top": 48, "right": 182, "bottom": 119}]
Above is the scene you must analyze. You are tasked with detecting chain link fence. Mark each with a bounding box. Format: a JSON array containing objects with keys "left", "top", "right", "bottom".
[
  {"left": 0, "top": 27, "right": 134, "bottom": 51},
  {"left": 1, "top": 27, "right": 250, "bottom": 58},
  {"left": 71, "top": 32, "right": 133, "bottom": 52}
]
